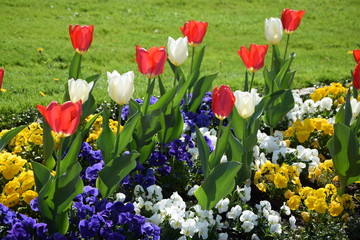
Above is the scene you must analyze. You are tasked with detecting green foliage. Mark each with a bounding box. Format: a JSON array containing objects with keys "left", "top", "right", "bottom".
[
  {"left": 96, "top": 150, "right": 139, "bottom": 199},
  {"left": 31, "top": 134, "right": 84, "bottom": 234},
  {"left": 194, "top": 161, "right": 242, "bottom": 210}
]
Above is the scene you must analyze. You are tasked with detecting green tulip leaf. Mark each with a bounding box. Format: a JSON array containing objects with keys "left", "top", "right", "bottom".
[
  {"left": 194, "top": 161, "right": 242, "bottom": 210},
  {"left": 327, "top": 123, "right": 360, "bottom": 193},
  {"left": 210, "top": 123, "right": 231, "bottom": 169},
  {"left": 189, "top": 73, "right": 218, "bottom": 112},
  {"left": 114, "top": 111, "right": 141, "bottom": 156},
  {"left": 96, "top": 108, "right": 116, "bottom": 165},
  {"left": 97, "top": 150, "right": 139, "bottom": 199},
  {"left": 195, "top": 126, "right": 211, "bottom": 178},
  {"left": 158, "top": 106, "right": 184, "bottom": 144},
  {"left": 0, "top": 125, "right": 26, "bottom": 152}
]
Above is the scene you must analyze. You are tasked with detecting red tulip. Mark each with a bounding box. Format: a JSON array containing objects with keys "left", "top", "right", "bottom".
[
  {"left": 212, "top": 85, "right": 235, "bottom": 120},
  {"left": 180, "top": 20, "right": 208, "bottom": 47},
  {"left": 37, "top": 101, "right": 82, "bottom": 138},
  {"left": 0, "top": 68, "right": 4, "bottom": 89},
  {"left": 354, "top": 62, "right": 360, "bottom": 90},
  {"left": 135, "top": 45, "right": 167, "bottom": 78},
  {"left": 69, "top": 24, "right": 94, "bottom": 54},
  {"left": 353, "top": 49, "right": 360, "bottom": 63},
  {"left": 238, "top": 44, "right": 268, "bottom": 73},
  {"left": 281, "top": 8, "right": 305, "bottom": 34}
]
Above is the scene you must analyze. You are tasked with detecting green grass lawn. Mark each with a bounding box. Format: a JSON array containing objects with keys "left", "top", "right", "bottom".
[{"left": 0, "top": 0, "right": 359, "bottom": 114}]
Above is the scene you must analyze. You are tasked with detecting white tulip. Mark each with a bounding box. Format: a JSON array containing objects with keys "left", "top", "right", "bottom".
[
  {"left": 167, "top": 36, "right": 188, "bottom": 66},
  {"left": 234, "top": 90, "right": 257, "bottom": 119},
  {"left": 68, "top": 78, "right": 94, "bottom": 103},
  {"left": 265, "top": 17, "right": 283, "bottom": 45},
  {"left": 107, "top": 70, "right": 134, "bottom": 105}
]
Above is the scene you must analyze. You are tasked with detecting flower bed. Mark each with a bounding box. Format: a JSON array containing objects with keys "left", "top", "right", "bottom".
[{"left": 1, "top": 8, "right": 360, "bottom": 240}]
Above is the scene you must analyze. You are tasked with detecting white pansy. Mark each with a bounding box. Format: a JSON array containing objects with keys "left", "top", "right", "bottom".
[
  {"left": 147, "top": 185, "right": 163, "bottom": 201},
  {"left": 234, "top": 90, "right": 257, "bottom": 119},
  {"left": 267, "top": 214, "right": 280, "bottom": 225},
  {"left": 187, "top": 185, "right": 200, "bottom": 196},
  {"left": 115, "top": 192, "right": 126, "bottom": 202},
  {"left": 167, "top": 36, "right": 188, "bottom": 66},
  {"left": 289, "top": 215, "right": 297, "bottom": 230},
  {"left": 180, "top": 218, "right": 197, "bottom": 237},
  {"left": 280, "top": 202, "right": 291, "bottom": 215},
  {"left": 196, "top": 221, "right": 209, "bottom": 239},
  {"left": 251, "top": 233, "right": 260, "bottom": 240},
  {"left": 241, "top": 221, "right": 255, "bottom": 232},
  {"left": 107, "top": 70, "right": 134, "bottom": 105},
  {"left": 134, "top": 185, "right": 145, "bottom": 198},
  {"left": 144, "top": 201, "right": 153, "bottom": 211},
  {"left": 68, "top": 78, "right": 94, "bottom": 103},
  {"left": 237, "top": 185, "right": 251, "bottom": 202},
  {"left": 265, "top": 17, "right": 283, "bottom": 44},
  {"left": 226, "top": 205, "right": 242, "bottom": 219},
  {"left": 218, "top": 232, "right": 228, "bottom": 240},
  {"left": 319, "top": 97, "right": 333, "bottom": 111},
  {"left": 215, "top": 198, "right": 230, "bottom": 213},
  {"left": 240, "top": 210, "right": 258, "bottom": 225},
  {"left": 270, "top": 223, "right": 282, "bottom": 234},
  {"left": 170, "top": 216, "right": 184, "bottom": 229}
]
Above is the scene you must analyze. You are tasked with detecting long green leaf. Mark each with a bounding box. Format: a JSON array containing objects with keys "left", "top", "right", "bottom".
[
  {"left": 0, "top": 125, "right": 26, "bottom": 151},
  {"left": 114, "top": 111, "right": 141, "bottom": 156},
  {"left": 327, "top": 123, "right": 360, "bottom": 193},
  {"left": 97, "top": 151, "right": 139, "bottom": 199},
  {"left": 158, "top": 106, "right": 184, "bottom": 144},
  {"left": 195, "top": 126, "right": 210, "bottom": 178},
  {"left": 96, "top": 109, "right": 116, "bottom": 165},
  {"left": 189, "top": 73, "right": 218, "bottom": 112},
  {"left": 31, "top": 161, "right": 52, "bottom": 193},
  {"left": 210, "top": 124, "right": 231, "bottom": 169},
  {"left": 194, "top": 161, "right": 242, "bottom": 210}
]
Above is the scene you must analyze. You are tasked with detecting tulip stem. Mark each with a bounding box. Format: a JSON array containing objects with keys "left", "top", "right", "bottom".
[
  {"left": 271, "top": 45, "right": 276, "bottom": 95},
  {"left": 143, "top": 78, "right": 153, "bottom": 114},
  {"left": 213, "top": 119, "right": 223, "bottom": 168},
  {"left": 55, "top": 137, "right": 65, "bottom": 189},
  {"left": 190, "top": 46, "right": 195, "bottom": 74},
  {"left": 173, "top": 66, "right": 178, "bottom": 87},
  {"left": 249, "top": 72, "right": 255, "bottom": 92},
  {"left": 114, "top": 105, "right": 123, "bottom": 157},
  {"left": 283, "top": 34, "right": 290, "bottom": 60}
]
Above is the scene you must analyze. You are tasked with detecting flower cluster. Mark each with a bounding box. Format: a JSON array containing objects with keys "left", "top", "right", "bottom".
[
  {"left": 0, "top": 123, "right": 43, "bottom": 156},
  {"left": 310, "top": 82, "right": 347, "bottom": 105},
  {"left": 287, "top": 184, "right": 354, "bottom": 218},
  {"left": 85, "top": 115, "right": 122, "bottom": 144},
  {"left": 0, "top": 152, "right": 37, "bottom": 208},
  {"left": 254, "top": 161, "right": 301, "bottom": 194}
]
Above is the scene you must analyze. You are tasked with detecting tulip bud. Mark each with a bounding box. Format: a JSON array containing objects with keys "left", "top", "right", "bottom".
[
  {"left": 68, "top": 78, "right": 94, "bottom": 103},
  {"left": 180, "top": 20, "right": 208, "bottom": 47},
  {"left": 107, "top": 70, "right": 134, "bottom": 106},
  {"left": 233, "top": 90, "right": 257, "bottom": 119},
  {"left": 238, "top": 44, "right": 268, "bottom": 73},
  {"left": 354, "top": 62, "right": 360, "bottom": 90},
  {"left": 265, "top": 18, "right": 283, "bottom": 45},
  {"left": 37, "top": 101, "right": 82, "bottom": 138},
  {"left": 69, "top": 25, "right": 94, "bottom": 54},
  {"left": 353, "top": 49, "right": 360, "bottom": 63},
  {"left": 281, "top": 9, "right": 305, "bottom": 34},
  {"left": 212, "top": 85, "right": 235, "bottom": 120},
  {"left": 167, "top": 36, "right": 188, "bottom": 66},
  {"left": 135, "top": 45, "right": 167, "bottom": 78},
  {"left": 0, "top": 68, "right": 4, "bottom": 90}
]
